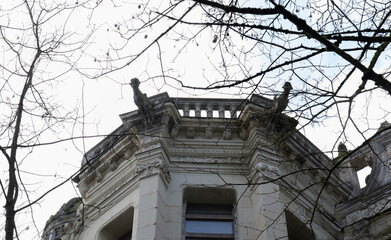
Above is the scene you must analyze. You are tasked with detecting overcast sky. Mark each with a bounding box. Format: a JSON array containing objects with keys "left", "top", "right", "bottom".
[{"left": 1, "top": 0, "right": 390, "bottom": 239}]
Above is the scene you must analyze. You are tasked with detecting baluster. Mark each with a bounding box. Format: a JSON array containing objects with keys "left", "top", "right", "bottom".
[
  {"left": 230, "top": 104, "right": 237, "bottom": 118},
  {"left": 206, "top": 104, "right": 213, "bottom": 118},
  {"left": 184, "top": 103, "right": 190, "bottom": 117},
  {"left": 218, "top": 105, "right": 225, "bottom": 118},
  {"left": 195, "top": 103, "right": 201, "bottom": 117}
]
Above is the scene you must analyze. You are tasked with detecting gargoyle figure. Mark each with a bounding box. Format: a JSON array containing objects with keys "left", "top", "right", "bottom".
[
  {"left": 269, "top": 82, "right": 292, "bottom": 114},
  {"left": 265, "top": 82, "right": 294, "bottom": 133},
  {"left": 130, "top": 78, "right": 155, "bottom": 127},
  {"left": 338, "top": 142, "right": 348, "bottom": 157}
]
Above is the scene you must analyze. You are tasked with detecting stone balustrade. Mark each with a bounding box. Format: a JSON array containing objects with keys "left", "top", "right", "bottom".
[{"left": 171, "top": 98, "right": 246, "bottom": 118}]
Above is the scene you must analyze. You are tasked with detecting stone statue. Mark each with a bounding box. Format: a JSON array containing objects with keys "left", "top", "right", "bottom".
[
  {"left": 264, "top": 82, "right": 293, "bottom": 132},
  {"left": 269, "top": 82, "right": 292, "bottom": 114},
  {"left": 130, "top": 78, "right": 155, "bottom": 127},
  {"left": 338, "top": 142, "right": 348, "bottom": 157}
]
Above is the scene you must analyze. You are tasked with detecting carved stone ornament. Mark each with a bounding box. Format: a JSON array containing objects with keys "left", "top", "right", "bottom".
[
  {"left": 170, "top": 124, "right": 180, "bottom": 138},
  {"left": 240, "top": 127, "right": 248, "bottom": 140},
  {"left": 161, "top": 112, "right": 170, "bottom": 125},
  {"left": 96, "top": 170, "right": 103, "bottom": 182},
  {"left": 223, "top": 128, "right": 232, "bottom": 140},
  {"left": 187, "top": 127, "right": 195, "bottom": 139},
  {"left": 136, "top": 159, "right": 171, "bottom": 184},
  {"left": 248, "top": 162, "right": 280, "bottom": 186},
  {"left": 109, "top": 159, "right": 118, "bottom": 171}
]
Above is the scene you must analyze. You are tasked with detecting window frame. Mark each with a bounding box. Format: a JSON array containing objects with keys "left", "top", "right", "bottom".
[{"left": 183, "top": 202, "right": 235, "bottom": 240}]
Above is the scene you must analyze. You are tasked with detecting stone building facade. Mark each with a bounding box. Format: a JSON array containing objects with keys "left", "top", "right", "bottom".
[{"left": 42, "top": 83, "right": 391, "bottom": 240}]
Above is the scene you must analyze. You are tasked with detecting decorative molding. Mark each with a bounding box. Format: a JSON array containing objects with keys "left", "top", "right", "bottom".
[
  {"left": 136, "top": 158, "right": 171, "bottom": 184},
  {"left": 140, "top": 135, "right": 160, "bottom": 147},
  {"left": 248, "top": 162, "right": 280, "bottom": 190},
  {"left": 89, "top": 170, "right": 139, "bottom": 221},
  {"left": 170, "top": 156, "right": 244, "bottom": 164},
  {"left": 345, "top": 195, "right": 391, "bottom": 225},
  {"left": 167, "top": 146, "right": 248, "bottom": 156}
]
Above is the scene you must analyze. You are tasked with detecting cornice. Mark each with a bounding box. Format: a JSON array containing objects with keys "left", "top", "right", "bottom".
[
  {"left": 84, "top": 158, "right": 140, "bottom": 221},
  {"left": 336, "top": 184, "right": 391, "bottom": 223}
]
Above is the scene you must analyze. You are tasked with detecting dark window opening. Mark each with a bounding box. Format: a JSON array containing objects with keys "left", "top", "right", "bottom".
[
  {"left": 286, "top": 211, "right": 314, "bottom": 240},
  {"left": 99, "top": 207, "right": 134, "bottom": 240},
  {"left": 185, "top": 203, "right": 234, "bottom": 240}
]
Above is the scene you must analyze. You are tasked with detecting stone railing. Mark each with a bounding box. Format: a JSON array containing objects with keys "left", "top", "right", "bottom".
[
  {"left": 149, "top": 92, "right": 271, "bottom": 119},
  {"left": 171, "top": 98, "right": 247, "bottom": 118}
]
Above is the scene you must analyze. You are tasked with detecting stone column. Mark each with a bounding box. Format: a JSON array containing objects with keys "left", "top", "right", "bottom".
[
  {"left": 249, "top": 162, "right": 288, "bottom": 240},
  {"left": 135, "top": 155, "right": 171, "bottom": 240}
]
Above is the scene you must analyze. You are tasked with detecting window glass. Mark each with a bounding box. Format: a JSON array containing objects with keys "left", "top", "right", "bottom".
[
  {"left": 185, "top": 203, "right": 234, "bottom": 239},
  {"left": 186, "top": 220, "right": 233, "bottom": 234}
]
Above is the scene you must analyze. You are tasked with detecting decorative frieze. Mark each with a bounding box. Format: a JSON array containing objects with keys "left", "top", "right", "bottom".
[{"left": 170, "top": 156, "right": 243, "bottom": 164}]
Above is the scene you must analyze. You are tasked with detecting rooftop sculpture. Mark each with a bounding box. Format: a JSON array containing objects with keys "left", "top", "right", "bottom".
[
  {"left": 265, "top": 82, "right": 294, "bottom": 133},
  {"left": 130, "top": 78, "right": 155, "bottom": 127},
  {"left": 269, "top": 82, "right": 292, "bottom": 114}
]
